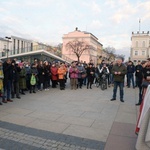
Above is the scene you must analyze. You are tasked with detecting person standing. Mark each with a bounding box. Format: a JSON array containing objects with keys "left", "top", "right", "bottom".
[
  {"left": 77, "top": 62, "right": 86, "bottom": 89},
  {"left": 19, "top": 62, "right": 26, "bottom": 95},
  {"left": 3, "top": 59, "right": 13, "bottom": 103},
  {"left": 0, "top": 60, "right": 4, "bottom": 105},
  {"left": 57, "top": 63, "right": 67, "bottom": 90},
  {"left": 50, "top": 63, "right": 58, "bottom": 88},
  {"left": 127, "top": 61, "right": 135, "bottom": 88},
  {"left": 86, "top": 63, "right": 95, "bottom": 89},
  {"left": 37, "top": 61, "right": 45, "bottom": 91},
  {"left": 135, "top": 61, "right": 143, "bottom": 105},
  {"left": 30, "top": 63, "right": 38, "bottom": 93},
  {"left": 11, "top": 60, "right": 21, "bottom": 99},
  {"left": 110, "top": 58, "right": 127, "bottom": 102},
  {"left": 69, "top": 62, "right": 79, "bottom": 90}
]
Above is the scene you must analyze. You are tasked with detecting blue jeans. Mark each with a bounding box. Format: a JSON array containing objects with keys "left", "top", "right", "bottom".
[
  {"left": 4, "top": 80, "right": 11, "bottom": 100},
  {"left": 112, "top": 81, "right": 124, "bottom": 100},
  {"left": 127, "top": 73, "right": 135, "bottom": 87}
]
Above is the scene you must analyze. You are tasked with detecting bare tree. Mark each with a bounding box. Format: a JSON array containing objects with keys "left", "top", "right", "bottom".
[
  {"left": 115, "top": 54, "right": 125, "bottom": 62},
  {"left": 104, "top": 46, "right": 116, "bottom": 61},
  {"left": 66, "top": 39, "right": 95, "bottom": 62}
]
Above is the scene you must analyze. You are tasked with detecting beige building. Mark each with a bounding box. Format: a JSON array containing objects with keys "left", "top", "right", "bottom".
[
  {"left": 130, "top": 31, "right": 150, "bottom": 63},
  {"left": 62, "top": 28, "right": 103, "bottom": 64}
]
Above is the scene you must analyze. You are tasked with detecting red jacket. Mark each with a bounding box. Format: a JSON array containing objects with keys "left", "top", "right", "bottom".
[{"left": 51, "top": 66, "right": 58, "bottom": 80}]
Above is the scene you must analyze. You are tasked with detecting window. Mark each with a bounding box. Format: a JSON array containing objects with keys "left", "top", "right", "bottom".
[
  {"left": 142, "top": 51, "right": 145, "bottom": 55},
  {"left": 13, "top": 39, "right": 15, "bottom": 54},
  {"left": 136, "top": 41, "right": 138, "bottom": 47},
  {"left": 21, "top": 41, "right": 23, "bottom": 53},
  {"left": 17, "top": 40, "right": 19, "bottom": 54},
  {"left": 134, "top": 51, "right": 138, "bottom": 55},
  {"left": 142, "top": 41, "right": 145, "bottom": 47}
]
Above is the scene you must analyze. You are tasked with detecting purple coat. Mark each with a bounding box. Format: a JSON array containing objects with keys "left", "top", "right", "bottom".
[{"left": 69, "top": 67, "right": 79, "bottom": 79}]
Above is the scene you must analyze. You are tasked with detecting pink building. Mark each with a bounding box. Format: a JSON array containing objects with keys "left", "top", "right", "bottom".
[{"left": 62, "top": 28, "right": 103, "bottom": 65}]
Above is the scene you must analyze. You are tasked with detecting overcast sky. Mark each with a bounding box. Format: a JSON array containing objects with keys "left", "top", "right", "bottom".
[{"left": 0, "top": 0, "right": 150, "bottom": 60}]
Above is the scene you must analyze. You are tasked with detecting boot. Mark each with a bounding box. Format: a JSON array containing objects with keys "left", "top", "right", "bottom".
[{"left": 21, "top": 89, "right": 25, "bottom": 95}]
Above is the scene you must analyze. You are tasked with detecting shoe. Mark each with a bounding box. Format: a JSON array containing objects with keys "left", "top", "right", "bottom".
[
  {"left": 0, "top": 102, "right": 3, "bottom": 105},
  {"left": 120, "top": 99, "right": 124, "bottom": 102},
  {"left": 16, "top": 96, "right": 21, "bottom": 99},
  {"left": 2, "top": 100, "right": 7, "bottom": 103},
  {"left": 33, "top": 91, "right": 36, "bottom": 93},
  {"left": 21, "top": 92, "right": 25, "bottom": 95},
  {"left": 136, "top": 103, "right": 141, "bottom": 106},
  {"left": 110, "top": 98, "right": 116, "bottom": 101},
  {"left": 7, "top": 99, "right": 13, "bottom": 102}
]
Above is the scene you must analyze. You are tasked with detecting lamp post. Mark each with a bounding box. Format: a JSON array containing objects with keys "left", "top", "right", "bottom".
[{"left": 5, "top": 36, "right": 11, "bottom": 58}]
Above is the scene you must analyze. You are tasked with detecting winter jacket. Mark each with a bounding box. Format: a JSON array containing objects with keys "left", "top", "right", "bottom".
[
  {"left": 58, "top": 67, "right": 66, "bottom": 79},
  {"left": 112, "top": 64, "right": 127, "bottom": 82},
  {"left": 69, "top": 67, "right": 79, "bottom": 79},
  {"left": 77, "top": 66, "right": 86, "bottom": 78},
  {"left": 51, "top": 66, "right": 58, "bottom": 80}
]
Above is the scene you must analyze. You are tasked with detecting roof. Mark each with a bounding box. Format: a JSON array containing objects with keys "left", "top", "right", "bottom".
[{"left": 0, "top": 49, "right": 70, "bottom": 63}]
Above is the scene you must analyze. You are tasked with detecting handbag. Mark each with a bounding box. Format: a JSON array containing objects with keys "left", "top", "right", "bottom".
[
  {"left": 81, "top": 73, "right": 87, "bottom": 78},
  {"left": 30, "top": 74, "right": 36, "bottom": 85}
]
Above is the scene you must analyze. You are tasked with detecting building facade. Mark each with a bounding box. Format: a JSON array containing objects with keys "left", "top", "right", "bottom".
[
  {"left": 0, "top": 36, "right": 66, "bottom": 63},
  {"left": 0, "top": 37, "right": 12, "bottom": 58},
  {"left": 130, "top": 31, "right": 150, "bottom": 63},
  {"left": 62, "top": 28, "right": 103, "bottom": 65}
]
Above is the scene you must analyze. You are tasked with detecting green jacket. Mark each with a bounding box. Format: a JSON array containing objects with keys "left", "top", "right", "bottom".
[{"left": 112, "top": 64, "right": 127, "bottom": 82}]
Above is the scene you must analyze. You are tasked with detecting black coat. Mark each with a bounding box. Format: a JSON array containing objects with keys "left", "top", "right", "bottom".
[
  {"left": 3, "top": 61, "right": 13, "bottom": 84},
  {"left": 12, "top": 65, "right": 21, "bottom": 82},
  {"left": 86, "top": 67, "right": 95, "bottom": 78},
  {"left": 37, "top": 66, "right": 45, "bottom": 83}
]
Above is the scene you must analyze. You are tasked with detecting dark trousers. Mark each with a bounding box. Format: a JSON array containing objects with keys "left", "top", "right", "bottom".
[
  {"left": 112, "top": 81, "right": 124, "bottom": 99},
  {"left": 4, "top": 80, "right": 11, "bottom": 100},
  {"left": 30, "top": 85, "right": 35, "bottom": 92},
  {"left": 12, "top": 81, "right": 20, "bottom": 98},
  {"left": 137, "top": 79, "right": 143, "bottom": 104},
  {"left": 52, "top": 80, "right": 57, "bottom": 88},
  {"left": 87, "top": 76, "right": 94, "bottom": 88},
  {"left": 127, "top": 73, "right": 135, "bottom": 87},
  {"left": 78, "top": 78, "right": 83, "bottom": 88},
  {"left": 59, "top": 79, "right": 65, "bottom": 89}
]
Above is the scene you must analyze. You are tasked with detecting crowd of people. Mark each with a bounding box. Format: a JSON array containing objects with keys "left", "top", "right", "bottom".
[{"left": 0, "top": 57, "right": 150, "bottom": 105}]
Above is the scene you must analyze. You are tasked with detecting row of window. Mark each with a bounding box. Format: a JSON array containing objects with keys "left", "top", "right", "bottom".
[
  {"left": 135, "top": 41, "right": 146, "bottom": 47},
  {"left": 134, "top": 50, "right": 146, "bottom": 56},
  {"left": 12, "top": 39, "right": 32, "bottom": 55}
]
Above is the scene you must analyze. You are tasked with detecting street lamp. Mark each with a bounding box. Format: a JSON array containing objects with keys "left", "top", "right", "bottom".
[{"left": 5, "top": 36, "right": 11, "bottom": 58}]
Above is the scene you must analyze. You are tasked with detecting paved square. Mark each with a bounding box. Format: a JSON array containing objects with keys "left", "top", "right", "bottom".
[{"left": 0, "top": 84, "right": 138, "bottom": 149}]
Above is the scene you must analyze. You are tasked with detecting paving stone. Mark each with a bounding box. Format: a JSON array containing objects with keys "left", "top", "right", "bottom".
[{"left": 0, "top": 85, "right": 138, "bottom": 150}]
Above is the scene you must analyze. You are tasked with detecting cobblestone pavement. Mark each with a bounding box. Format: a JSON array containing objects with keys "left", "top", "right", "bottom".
[
  {"left": 0, "top": 121, "right": 105, "bottom": 150},
  {"left": 0, "top": 83, "right": 138, "bottom": 150}
]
